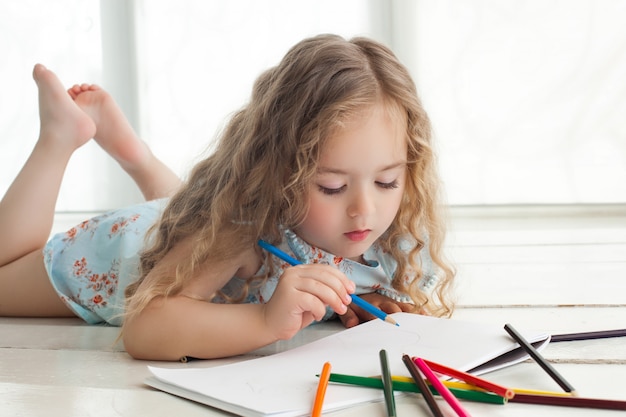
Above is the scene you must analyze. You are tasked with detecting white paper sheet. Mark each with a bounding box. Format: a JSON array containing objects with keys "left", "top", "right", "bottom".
[{"left": 146, "top": 312, "right": 549, "bottom": 416}]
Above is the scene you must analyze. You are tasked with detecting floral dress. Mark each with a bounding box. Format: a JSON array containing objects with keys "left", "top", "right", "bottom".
[
  {"left": 44, "top": 200, "right": 438, "bottom": 326},
  {"left": 215, "top": 229, "right": 438, "bottom": 321},
  {"left": 43, "top": 199, "right": 166, "bottom": 325}
]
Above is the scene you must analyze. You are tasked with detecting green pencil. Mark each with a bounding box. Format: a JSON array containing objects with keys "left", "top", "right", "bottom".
[{"left": 326, "top": 373, "right": 507, "bottom": 405}]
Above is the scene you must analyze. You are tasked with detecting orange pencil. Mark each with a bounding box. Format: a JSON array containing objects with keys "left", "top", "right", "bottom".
[
  {"left": 421, "top": 358, "right": 515, "bottom": 399},
  {"left": 312, "top": 362, "right": 332, "bottom": 417}
]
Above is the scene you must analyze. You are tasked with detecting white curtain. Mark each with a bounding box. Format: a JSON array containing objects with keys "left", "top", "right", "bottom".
[
  {"left": 0, "top": 0, "right": 105, "bottom": 212},
  {"left": 132, "top": 0, "right": 378, "bottom": 183},
  {"left": 1, "top": 0, "right": 624, "bottom": 213},
  {"left": 402, "top": 0, "right": 626, "bottom": 204}
]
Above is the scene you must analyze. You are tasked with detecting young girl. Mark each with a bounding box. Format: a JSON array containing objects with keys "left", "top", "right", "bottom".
[{"left": 0, "top": 34, "right": 455, "bottom": 361}]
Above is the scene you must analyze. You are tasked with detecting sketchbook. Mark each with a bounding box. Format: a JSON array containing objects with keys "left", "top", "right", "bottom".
[{"left": 145, "top": 312, "right": 550, "bottom": 417}]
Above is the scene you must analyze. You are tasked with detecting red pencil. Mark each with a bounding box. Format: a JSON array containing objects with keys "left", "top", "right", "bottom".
[
  {"left": 414, "top": 357, "right": 473, "bottom": 417},
  {"left": 402, "top": 354, "right": 444, "bottom": 417},
  {"left": 421, "top": 358, "right": 515, "bottom": 399}
]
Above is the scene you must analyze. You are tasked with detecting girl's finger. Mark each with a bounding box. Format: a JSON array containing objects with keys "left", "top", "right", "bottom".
[
  {"left": 293, "top": 279, "right": 349, "bottom": 314},
  {"left": 292, "top": 264, "right": 355, "bottom": 293}
]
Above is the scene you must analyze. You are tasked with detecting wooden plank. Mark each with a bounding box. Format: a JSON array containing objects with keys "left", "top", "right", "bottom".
[
  {"left": 454, "top": 262, "right": 626, "bottom": 305},
  {"left": 449, "top": 243, "right": 626, "bottom": 263},
  {"left": 449, "top": 227, "right": 626, "bottom": 246},
  {"left": 0, "top": 317, "right": 121, "bottom": 351},
  {"left": 0, "top": 382, "right": 214, "bottom": 417},
  {"left": 453, "top": 307, "right": 626, "bottom": 334},
  {"left": 454, "top": 307, "right": 626, "bottom": 362}
]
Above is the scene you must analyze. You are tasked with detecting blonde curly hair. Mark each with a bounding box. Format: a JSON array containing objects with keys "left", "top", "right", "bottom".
[{"left": 123, "top": 34, "right": 455, "bottom": 325}]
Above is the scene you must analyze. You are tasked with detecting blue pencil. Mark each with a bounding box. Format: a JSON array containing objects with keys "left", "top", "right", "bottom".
[{"left": 258, "top": 239, "right": 399, "bottom": 326}]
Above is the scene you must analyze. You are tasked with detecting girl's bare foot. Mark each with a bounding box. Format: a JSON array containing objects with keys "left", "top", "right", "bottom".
[
  {"left": 32, "top": 64, "right": 96, "bottom": 152},
  {"left": 68, "top": 83, "right": 149, "bottom": 171},
  {"left": 68, "top": 83, "right": 182, "bottom": 200}
]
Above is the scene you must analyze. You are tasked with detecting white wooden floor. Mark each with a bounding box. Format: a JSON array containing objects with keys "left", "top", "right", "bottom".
[{"left": 2, "top": 205, "right": 625, "bottom": 416}]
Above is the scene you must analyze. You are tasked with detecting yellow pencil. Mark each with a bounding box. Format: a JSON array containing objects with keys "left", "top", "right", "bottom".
[{"left": 390, "top": 375, "right": 574, "bottom": 397}]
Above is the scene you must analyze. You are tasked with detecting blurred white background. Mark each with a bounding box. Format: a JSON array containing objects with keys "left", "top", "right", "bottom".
[{"left": 1, "top": 0, "right": 625, "bottom": 212}]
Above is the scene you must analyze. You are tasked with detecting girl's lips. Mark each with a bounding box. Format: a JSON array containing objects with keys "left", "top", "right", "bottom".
[{"left": 344, "top": 230, "right": 370, "bottom": 242}]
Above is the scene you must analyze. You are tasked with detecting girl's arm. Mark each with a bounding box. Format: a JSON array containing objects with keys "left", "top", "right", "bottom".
[
  {"left": 122, "top": 244, "right": 354, "bottom": 360},
  {"left": 123, "top": 296, "right": 280, "bottom": 360}
]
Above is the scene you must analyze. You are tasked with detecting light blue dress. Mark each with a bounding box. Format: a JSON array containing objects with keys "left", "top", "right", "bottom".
[{"left": 44, "top": 200, "right": 437, "bottom": 326}]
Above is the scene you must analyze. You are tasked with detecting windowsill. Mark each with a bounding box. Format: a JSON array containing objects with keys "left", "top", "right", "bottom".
[{"left": 51, "top": 203, "right": 626, "bottom": 236}]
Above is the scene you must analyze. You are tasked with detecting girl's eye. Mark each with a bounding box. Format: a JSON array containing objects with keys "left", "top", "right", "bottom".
[
  {"left": 377, "top": 180, "right": 399, "bottom": 190},
  {"left": 318, "top": 185, "right": 346, "bottom": 195}
]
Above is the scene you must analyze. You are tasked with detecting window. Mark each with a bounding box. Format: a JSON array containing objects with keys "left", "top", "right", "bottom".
[
  {"left": 1, "top": 0, "right": 376, "bottom": 212},
  {"left": 403, "top": 0, "right": 626, "bottom": 204},
  {"left": 2, "top": 0, "right": 624, "bottom": 214},
  {"left": 0, "top": 0, "right": 103, "bottom": 211}
]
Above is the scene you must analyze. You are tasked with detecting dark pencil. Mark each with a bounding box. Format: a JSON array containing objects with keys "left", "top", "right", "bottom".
[
  {"left": 402, "top": 354, "right": 444, "bottom": 417},
  {"left": 504, "top": 323, "right": 577, "bottom": 396},
  {"left": 510, "top": 393, "right": 626, "bottom": 410},
  {"left": 379, "top": 349, "right": 397, "bottom": 417},
  {"left": 550, "top": 328, "right": 626, "bottom": 343}
]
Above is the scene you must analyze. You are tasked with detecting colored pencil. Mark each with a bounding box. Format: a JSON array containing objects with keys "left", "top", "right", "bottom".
[
  {"left": 351, "top": 295, "right": 399, "bottom": 326},
  {"left": 258, "top": 239, "right": 398, "bottom": 326},
  {"left": 379, "top": 350, "right": 396, "bottom": 417},
  {"left": 312, "top": 362, "right": 332, "bottom": 417},
  {"left": 326, "top": 373, "right": 506, "bottom": 404},
  {"left": 325, "top": 373, "right": 626, "bottom": 411},
  {"left": 510, "top": 393, "right": 626, "bottom": 410},
  {"left": 550, "top": 328, "right": 626, "bottom": 343},
  {"left": 414, "top": 357, "right": 473, "bottom": 417},
  {"left": 421, "top": 358, "right": 515, "bottom": 399},
  {"left": 402, "top": 354, "right": 444, "bottom": 417},
  {"left": 504, "top": 323, "right": 577, "bottom": 395},
  {"left": 390, "top": 376, "right": 572, "bottom": 397}
]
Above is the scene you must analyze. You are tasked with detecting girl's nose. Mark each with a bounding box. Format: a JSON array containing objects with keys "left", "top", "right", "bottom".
[{"left": 347, "top": 190, "right": 375, "bottom": 218}]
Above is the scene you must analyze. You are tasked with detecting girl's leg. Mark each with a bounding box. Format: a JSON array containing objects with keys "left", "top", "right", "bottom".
[
  {"left": 0, "top": 64, "right": 93, "bottom": 316},
  {"left": 0, "top": 64, "right": 95, "bottom": 266},
  {"left": 68, "top": 83, "right": 182, "bottom": 200},
  {"left": 0, "top": 250, "right": 74, "bottom": 316}
]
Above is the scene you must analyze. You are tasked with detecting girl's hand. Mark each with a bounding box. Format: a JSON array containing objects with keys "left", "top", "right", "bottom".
[
  {"left": 262, "top": 264, "right": 355, "bottom": 340},
  {"left": 338, "top": 292, "right": 414, "bottom": 328}
]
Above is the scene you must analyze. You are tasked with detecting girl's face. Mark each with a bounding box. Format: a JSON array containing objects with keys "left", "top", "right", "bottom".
[{"left": 295, "top": 103, "right": 407, "bottom": 262}]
